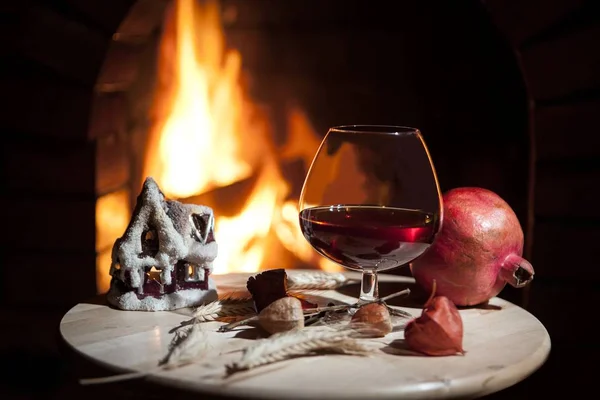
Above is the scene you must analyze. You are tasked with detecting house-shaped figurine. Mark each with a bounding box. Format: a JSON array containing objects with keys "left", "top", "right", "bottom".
[{"left": 107, "top": 177, "right": 218, "bottom": 311}]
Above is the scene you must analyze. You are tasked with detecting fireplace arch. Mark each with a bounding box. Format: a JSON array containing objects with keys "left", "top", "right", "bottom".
[
  {"left": 5, "top": 0, "right": 536, "bottom": 304},
  {"left": 92, "top": 0, "right": 531, "bottom": 293}
]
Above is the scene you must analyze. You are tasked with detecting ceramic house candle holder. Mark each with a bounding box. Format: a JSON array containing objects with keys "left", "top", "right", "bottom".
[{"left": 107, "top": 177, "right": 218, "bottom": 311}]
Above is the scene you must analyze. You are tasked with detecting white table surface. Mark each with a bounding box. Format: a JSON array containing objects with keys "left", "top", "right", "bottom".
[{"left": 60, "top": 270, "right": 550, "bottom": 399}]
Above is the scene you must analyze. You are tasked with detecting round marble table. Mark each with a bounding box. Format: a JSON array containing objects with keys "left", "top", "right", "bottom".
[{"left": 59, "top": 271, "right": 550, "bottom": 399}]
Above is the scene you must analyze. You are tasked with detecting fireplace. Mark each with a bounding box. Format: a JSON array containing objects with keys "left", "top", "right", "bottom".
[
  {"left": 91, "top": 0, "right": 531, "bottom": 296},
  {"left": 3, "top": 0, "right": 532, "bottom": 308},
  {"left": 5, "top": 1, "right": 600, "bottom": 398}
]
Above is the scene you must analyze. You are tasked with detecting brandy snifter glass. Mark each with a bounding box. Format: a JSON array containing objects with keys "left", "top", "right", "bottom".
[{"left": 299, "top": 125, "right": 443, "bottom": 321}]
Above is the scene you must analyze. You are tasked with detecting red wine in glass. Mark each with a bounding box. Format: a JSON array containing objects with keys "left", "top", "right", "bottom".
[
  {"left": 299, "top": 205, "right": 437, "bottom": 272},
  {"left": 298, "top": 125, "right": 443, "bottom": 311}
]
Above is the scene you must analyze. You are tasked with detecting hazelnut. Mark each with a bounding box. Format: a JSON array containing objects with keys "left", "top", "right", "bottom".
[
  {"left": 258, "top": 296, "right": 305, "bottom": 334},
  {"left": 350, "top": 303, "right": 393, "bottom": 337}
]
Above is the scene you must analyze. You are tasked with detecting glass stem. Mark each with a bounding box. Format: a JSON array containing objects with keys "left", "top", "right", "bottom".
[{"left": 358, "top": 269, "right": 379, "bottom": 304}]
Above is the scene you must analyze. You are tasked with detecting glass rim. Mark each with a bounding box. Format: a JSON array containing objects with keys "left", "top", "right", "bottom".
[{"left": 329, "top": 125, "right": 420, "bottom": 135}]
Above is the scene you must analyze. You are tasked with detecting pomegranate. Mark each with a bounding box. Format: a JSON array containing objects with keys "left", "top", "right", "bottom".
[{"left": 410, "top": 187, "right": 534, "bottom": 306}]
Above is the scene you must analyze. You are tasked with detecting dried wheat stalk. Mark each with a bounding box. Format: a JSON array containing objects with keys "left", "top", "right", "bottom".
[
  {"left": 159, "top": 323, "right": 211, "bottom": 369},
  {"left": 226, "top": 327, "right": 373, "bottom": 374},
  {"left": 192, "top": 295, "right": 256, "bottom": 322},
  {"left": 287, "top": 271, "right": 351, "bottom": 290},
  {"left": 80, "top": 323, "right": 211, "bottom": 385}
]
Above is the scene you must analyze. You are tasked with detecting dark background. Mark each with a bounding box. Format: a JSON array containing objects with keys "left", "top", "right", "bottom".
[{"left": 1, "top": 0, "right": 599, "bottom": 398}]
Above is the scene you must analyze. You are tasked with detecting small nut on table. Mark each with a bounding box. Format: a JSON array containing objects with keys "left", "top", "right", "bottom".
[
  {"left": 350, "top": 303, "right": 393, "bottom": 337},
  {"left": 258, "top": 297, "right": 305, "bottom": 334}
]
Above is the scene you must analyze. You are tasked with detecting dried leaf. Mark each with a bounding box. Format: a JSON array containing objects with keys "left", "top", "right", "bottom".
[
  {"left": 193, "top": 295, "right": 255, "bottom": 322},
  {"left": 287, "top": 271, "right": 349, "bottom": 290},
  {"left": 226, "top": 328, "right": 372, "bottom": 374},
  {"left": 404, "top": 281, "right": 464, "bottom": 356}
]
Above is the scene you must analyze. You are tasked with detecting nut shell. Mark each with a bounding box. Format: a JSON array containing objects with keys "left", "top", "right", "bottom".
[
  {"left": 350, "top": 303, "right": 393, "bottom": 337},
  {"left": 258, "top": 296, "right": 305, "bottom": 334}
]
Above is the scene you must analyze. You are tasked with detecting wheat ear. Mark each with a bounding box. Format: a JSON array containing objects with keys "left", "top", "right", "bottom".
[
  {"left": 192, "top": 295, "right": 255, "bottom": 322},
  {"left": 287, "top": 271, "right": 351, "bottom": 290},
  {"left": 226, "top": 328, "right": 372, "bottom": 374},
  {"left": 80, "top": 323, "right": 210, "bottom": 385}
]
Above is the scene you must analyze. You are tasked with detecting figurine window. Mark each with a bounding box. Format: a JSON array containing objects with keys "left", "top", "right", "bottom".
[
  {"left": 190, "top": 213, "right": 212, "bottom": 244},
  {"left": 185, "top": 263, "right": 205, "bottom": 282},
  {"left": 141, "top": 228, "right": 159, "bottom": 256},
  {"left": 146, "top": 266, "right": 163, "bottom": 284}
]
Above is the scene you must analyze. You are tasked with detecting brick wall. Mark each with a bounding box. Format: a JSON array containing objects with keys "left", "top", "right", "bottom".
[{"left": 484, "top": 0, "right": 600, "bottom": 397}]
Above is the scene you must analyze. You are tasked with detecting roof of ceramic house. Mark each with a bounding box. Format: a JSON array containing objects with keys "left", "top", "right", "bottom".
[{"left": 111, "top": 177, "right": 218, "bottom": 283}]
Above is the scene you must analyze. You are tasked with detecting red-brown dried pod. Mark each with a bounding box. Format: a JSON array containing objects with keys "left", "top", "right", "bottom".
[{"left": 404, "top": 281, "right": 464, "bottom": 356}]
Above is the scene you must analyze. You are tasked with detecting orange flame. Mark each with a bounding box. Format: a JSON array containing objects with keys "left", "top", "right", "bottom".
[
  {"left": 144, "top": 0, "right": 254, "bottom": 197},
  {"left": 138, "top": 0, "right": 342, "bottom": 275}
]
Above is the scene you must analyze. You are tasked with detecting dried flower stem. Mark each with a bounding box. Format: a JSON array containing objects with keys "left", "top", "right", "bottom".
[
  {"left": 79, "top": 370, "right": 159, "bottom": 385},
  {"left": 379, "top": 288, "right": 411, "bottom": 302},
  {"left": 218, "top": 288, "right": 411, "bottom": 332},
  {"left": 216, "top": 315, "right": 256, "bottom": 332}
]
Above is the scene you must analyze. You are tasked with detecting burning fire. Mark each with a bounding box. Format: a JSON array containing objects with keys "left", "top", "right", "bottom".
[{"left": 141, "top": 0, "right": 340, "bottom": 276}]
